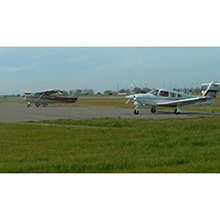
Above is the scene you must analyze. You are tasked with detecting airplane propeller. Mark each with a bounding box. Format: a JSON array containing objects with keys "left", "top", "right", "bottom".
[
  {"left": 125, "top": 95, "right": 136, "bottom": 104},
  {"left": 125, "top": 83, "right": 135, "bottom": 104},
  {"left": 126, "top": 99, "right": 131, "bottom": 105}
]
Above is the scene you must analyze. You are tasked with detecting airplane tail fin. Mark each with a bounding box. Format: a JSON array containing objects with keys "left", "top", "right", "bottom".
[
  {"left": 70, "top": 90, "right": 81, "bottom": 98},
  {"left": 202, "top": 82, "right": 220, "bottom": 98}
]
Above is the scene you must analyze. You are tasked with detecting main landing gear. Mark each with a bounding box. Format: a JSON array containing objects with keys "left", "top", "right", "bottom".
[
  {"left": 27, "top": 103, "right": 48, "bottom": 108},
  {"left": 174, "top": 105, "right": 181, "bottom": 114},
  {"left": 42, "top": 103, "right": 48, "bottom": 107},
  {"left": 174, "top": 109, "right": 181, "bottom": 114},
  {"left": 151, "top": 107, "right": 156, "bottom": 113},
  {"left": 133, "top": 106, "right": 181, "bottom": 115},
  {"left": 35, "top": 103, "right": 41, "bottom": 107}
]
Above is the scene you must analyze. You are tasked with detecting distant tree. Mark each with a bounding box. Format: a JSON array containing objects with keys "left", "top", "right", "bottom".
[
  {"left": 88, "top": 89, "right": 95, "bottom": 95},
  {"left": 133, "top": 87, "right": 143, "bottom": 94},
  {"left": 81, "top": 89, "right": 95, "bottom": 95},
  {"left": 142, "top": 87, "right": 151, "bottom": 93},
  {"left": 119, "top": 89, "right": 126, "bottom": 93},
  {"left": 104, "top": 90, "right": 113, "bottom": 95},
  {"left": 193, "top": 87, "right": 202, "bottom": 95},
  {"left": 96, "top": 92, "right": 103, "bottom": 96}
]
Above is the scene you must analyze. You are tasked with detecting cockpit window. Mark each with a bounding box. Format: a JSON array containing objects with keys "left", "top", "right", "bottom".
[
  {"left": 159, "top": 90, "right": 169, "bottom": 97},
  {"left": 178, "top": 94, "right": 182, "bottom": 98},
  {"left": 170, "top": 92, "right": 176, "bottom": 97},
  {"left": 151, "top": 90, "right": 159, "bottom": 96}
]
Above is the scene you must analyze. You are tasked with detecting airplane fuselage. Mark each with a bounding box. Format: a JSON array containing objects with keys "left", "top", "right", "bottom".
[
  {"left": 133, "top": 90, "right": 214, "bottom": 107},
  {"left": 24, "top": 89, "right": 81, "bottom": 108},
  {"left": 126, "top": 82, "right": 219, "bottom": 115}
]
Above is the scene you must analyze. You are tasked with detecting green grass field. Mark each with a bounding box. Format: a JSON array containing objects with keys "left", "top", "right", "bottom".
[{"left": 1, "top": 117, "right": 220, "bottom": 173}]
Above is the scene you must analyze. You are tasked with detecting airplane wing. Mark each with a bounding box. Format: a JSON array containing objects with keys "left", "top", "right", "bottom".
[
  {"left": 157, "top": 96, "right": 213, "bottom": 107},
  {"left": 35, "top": 89, "right": 64, "bottom": 96},
  {"left": 31, "top": 89, "right": 64, "bottom": 104}
]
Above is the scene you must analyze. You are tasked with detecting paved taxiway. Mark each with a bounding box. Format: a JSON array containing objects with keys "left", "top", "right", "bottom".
[{"left": 0, "top": 103, "right": 219, "bottom": 123}]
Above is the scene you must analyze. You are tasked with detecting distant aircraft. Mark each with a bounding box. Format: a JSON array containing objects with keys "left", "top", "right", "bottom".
[
  {"left": 126, "top": 81, "right": 220, "bottom": 115},
  {"left": 24, "top": 89, "right": 81, "bottom": 108}
]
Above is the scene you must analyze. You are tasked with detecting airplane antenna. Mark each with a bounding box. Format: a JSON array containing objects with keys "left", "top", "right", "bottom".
[
  {"left": 130, "top": 84, "right": 133, "bottom": 95},
  {"left": 117, "top": 83, "right": 119, "bottom": 93},
  {"left": 163, "top": 81, "right": 166, "bottom": 89},
  {"left": 169, "top": 83, "right": 172, "bottom": 90}
]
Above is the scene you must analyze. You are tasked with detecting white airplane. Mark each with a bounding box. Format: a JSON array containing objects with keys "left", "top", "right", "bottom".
[
  {"left": 126, "top": 81, "right": 220, "bottom": 115},
  {"left": 24, "top": 89, "right": 81, "bottom": 108}
]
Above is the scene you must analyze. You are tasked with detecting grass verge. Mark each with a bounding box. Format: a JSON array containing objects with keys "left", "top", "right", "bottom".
[{"left": 0, "top": 117, "right": 220, "bottom": 173}]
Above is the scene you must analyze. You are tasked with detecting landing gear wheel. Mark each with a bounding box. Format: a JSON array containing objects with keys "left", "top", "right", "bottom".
[
  {"left": 174, "top": 109, "right": 180, "bottom": 114},
  {"left": 151, "top": 107, "right": 156, "bottom": 113},
  {"left": 42, "top": 103, "right": 48, "bottom": 107},
  {"left": 134, "top": 109, "right": 139, "bottom": 115}
]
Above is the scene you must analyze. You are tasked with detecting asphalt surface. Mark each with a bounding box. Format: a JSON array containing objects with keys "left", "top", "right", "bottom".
[{"left": 0, "top": 103, "right": 219, "bottom": 123}]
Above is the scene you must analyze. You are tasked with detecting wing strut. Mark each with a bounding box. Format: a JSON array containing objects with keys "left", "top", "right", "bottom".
[{"left": 35, "top": 92, "right": 46, "bottom": 105}]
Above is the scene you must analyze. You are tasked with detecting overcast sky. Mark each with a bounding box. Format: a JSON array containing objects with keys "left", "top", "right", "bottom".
[{"left": 0, "top": 47, "right": 220, "bottom": 94}]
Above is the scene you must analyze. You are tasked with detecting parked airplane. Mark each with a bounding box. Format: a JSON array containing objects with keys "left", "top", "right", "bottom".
[
  {"left": 126, "top": 81, "right": 220, "bottom": 115},
  {"left": 24, "top": 89, "right": 81, "bottom": 108}
]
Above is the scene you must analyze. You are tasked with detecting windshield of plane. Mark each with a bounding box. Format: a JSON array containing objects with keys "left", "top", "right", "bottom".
[
  {"left": 151, "top": 90, "right": 159, "bottom": 96},
  {"left": 159, "top": 90, "right": 169, "bottom": 97}
]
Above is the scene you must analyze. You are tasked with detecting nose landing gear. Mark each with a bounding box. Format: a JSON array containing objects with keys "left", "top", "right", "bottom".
[{"left": 27, "top": 102, "right": 31, "bottom": 108}]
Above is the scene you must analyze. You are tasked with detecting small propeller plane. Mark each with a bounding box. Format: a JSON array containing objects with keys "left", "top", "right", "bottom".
[
  {"left": 126, "top": 81, "right": 220, "bottom": 115},
  {"left": 24, "top": 89, "right": 81, "bottom": 108}
]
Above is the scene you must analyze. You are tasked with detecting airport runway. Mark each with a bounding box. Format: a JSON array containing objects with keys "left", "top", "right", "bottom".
[{"left": 0, "top": 103, "right": 219, "bottom": 123}]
